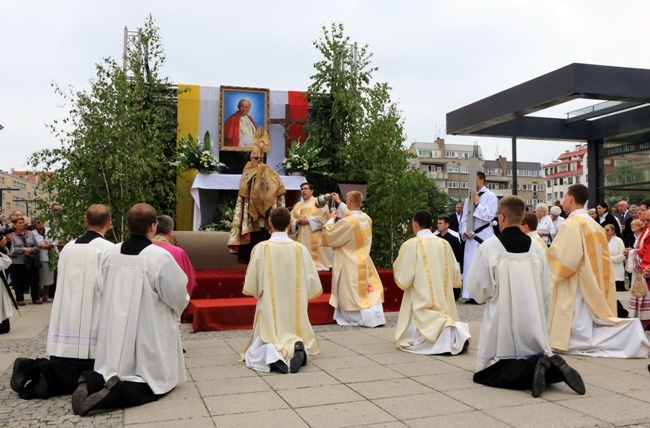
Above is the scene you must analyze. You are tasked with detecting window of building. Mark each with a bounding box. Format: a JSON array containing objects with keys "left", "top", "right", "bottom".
[
  {"left": 460, "top": 182, "right": 469, "bottom": 189},
  {"left": 448, "top": 182, "right": 458, "bottom": 188},
  {"left": 444, "top": 151, "right": 457, "bottom": 158},
  {"left": 448, "top": 165, "right": 459, "bottom": 173},
  {"left": 570, "top": 162, "right": 577, "bottom": 171},
  {"left": 576, "top": 176, "right": 581, "bottom": 183},
  {"left": 417, "top": 149, "right": 433, "bottom": 157},
  {"left": 460, "top": 167, "right": 469, "bottom": 174}
]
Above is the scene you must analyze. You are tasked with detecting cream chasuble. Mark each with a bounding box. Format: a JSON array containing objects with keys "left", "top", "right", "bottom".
[
  {"left": 47, "top": 237, "right": 114, "bottom": 359},
  {"left": 528, "top": 231, "right": 548, "bottom": 254},
  {"left": 547, "top": 209, "right": 650, "bottom": 357},
  {"left": 323, "top": 212, "right": 384, "bottom": 311},
  {"left": 290, "top": 197, "right": 333, "bottom": 269},
  {"left": 393, "top": 231, "right": 467, "bottom": 351},
  {"left": 241, "top": 235, "right": 322, "bottom": 361}
]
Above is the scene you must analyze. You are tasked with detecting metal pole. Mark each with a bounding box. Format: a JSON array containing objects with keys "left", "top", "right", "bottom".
[{"left": 511, "top": 137, "right": 518, "bottom": 195}]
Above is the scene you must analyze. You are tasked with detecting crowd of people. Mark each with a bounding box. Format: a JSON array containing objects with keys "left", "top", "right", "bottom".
[{"left": 4, "top": 159, "right": 650, "bottom": 413}]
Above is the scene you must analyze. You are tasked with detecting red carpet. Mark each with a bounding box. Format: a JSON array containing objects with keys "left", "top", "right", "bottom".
[{"left": 185, "top": 268, "right": 402, "bottom": 332}]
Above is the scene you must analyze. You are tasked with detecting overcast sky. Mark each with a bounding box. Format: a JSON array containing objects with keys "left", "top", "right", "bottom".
[{"left": 2, "top": 1, "right": 649, "bottom": 173}]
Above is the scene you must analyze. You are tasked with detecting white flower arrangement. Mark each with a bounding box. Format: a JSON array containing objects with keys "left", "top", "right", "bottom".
[{"left": 175, "top": 132, "right": 225, "bottom": 174}]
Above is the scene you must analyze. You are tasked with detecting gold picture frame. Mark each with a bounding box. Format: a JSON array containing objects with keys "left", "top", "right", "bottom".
[{"left": 219, "top": 86, "right": 269, "bottom": 151}]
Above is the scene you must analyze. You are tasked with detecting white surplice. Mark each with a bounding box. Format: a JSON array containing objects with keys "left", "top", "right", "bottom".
[
  {"left": 47, "top": 237, "right": 114, "bottom": 359},
  {"left": 393, "top": 229, "right": 470, "bottom": 354},
  {"left": 0, "top": 252, "right": 13, "bottom": 323},
  {"left": 466, "top": 235, "right": 553, "bottom": 371},
  {"left": 240, "top": 232, "right": 322, "bottom": 372},
  {"left": 93, "top": 244, "right": 189, "bottom": 394},
  {"left": 459, "top": 186, "right": 498, "bottom": 299}
]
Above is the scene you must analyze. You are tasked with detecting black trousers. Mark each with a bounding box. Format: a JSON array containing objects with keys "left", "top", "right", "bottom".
[
  {"left": 81, "top": 370, "right": 160, "bottom": 409},
  {"left": 0, "top": 318, "right": 9, "bottom": 334},
  {"left": 9, "top": 264, "right": 40, "bottom": 303},
  {"left": 20, "top": 357, "right": 94, "bottom": 399},
  {"left": 473, "top": 355, "right": 564, "bottom": 390}
]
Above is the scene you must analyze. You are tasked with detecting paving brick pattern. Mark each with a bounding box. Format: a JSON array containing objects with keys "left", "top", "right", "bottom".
[{"left": 1, "top": 293, "right": 649, "bottom": 427}]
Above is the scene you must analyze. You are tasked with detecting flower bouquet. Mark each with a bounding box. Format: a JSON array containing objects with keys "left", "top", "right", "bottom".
[
  {"left": 175, "top": 131, "right": 225, "bottom": 174},
  {"left": 282, "top": 139, "right": 331, "bottom": 177}
]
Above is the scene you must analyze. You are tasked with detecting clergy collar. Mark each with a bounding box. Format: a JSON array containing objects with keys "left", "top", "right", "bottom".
[
  {"left": 500, "top": 226, "right": 526, "bottom": 237},
  {"left": 121, "top": 234, "right": 152, "bottom": 255},
  {"left": 416, "top": 229, "right": 434, "bottom": 237},
  {"left": 271, "top": 231, "right": 289, "bottom": 239},
  {"left": 569, "top": 208, "right": 587, "bottom": 217},
  {"left": 350, "top": 210, "right": 363, "bottom": 217},
  {"left": 76, "top": 230, "right": 105, "bottom": 244}
]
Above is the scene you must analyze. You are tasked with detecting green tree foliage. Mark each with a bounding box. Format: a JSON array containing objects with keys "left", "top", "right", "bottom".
[
  {"left": 307, "top": 23, "right": 448, "bottom": 266},
  {"left": 29, "top": 16, "right": 178, "bottom": 241}
]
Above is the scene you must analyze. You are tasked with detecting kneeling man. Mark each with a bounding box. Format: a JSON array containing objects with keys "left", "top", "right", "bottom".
[
  {"left": 467, "top": 196, "right": 585, "bottom": 398},
  {"left": 72, "top": 203, "right": 189, "bottom": 415},
  {"left": 394, "top": 210, "right": 470, "bottom": 354},
  {"left": 241, "top": 207, "right": 322, "bottom": 373}
]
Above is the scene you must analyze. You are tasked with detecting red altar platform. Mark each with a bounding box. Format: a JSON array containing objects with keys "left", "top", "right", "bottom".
[{"left": 185, "top": 268, "right": 402, "bottom": 332}]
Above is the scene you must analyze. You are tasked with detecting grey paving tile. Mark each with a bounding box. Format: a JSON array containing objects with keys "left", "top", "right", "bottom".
[
  {"left": 296, "top": 400, "right": 397, "bottom": 428},
  {"left": 277, "top": 384, "right": 365, "bottom": 408},
  {"left": 261, "top": 370, "right": 340, "bottom": 390},
  {"left": 212, "top": 409, "right": 309, "bottom": 428},
  {"left": 204, "top": 390, "right": 289, "bottom": 416},
  {"left": 123, "top": 397, "right": 210, "bottom": 425},
  {"left": 373, "top": 391, "right": 472, "bottom": 420},
  {"left": 485, "top": 401, "right": 602, "bottom": 427},
  {"left": 404, "top": 410, "right": 511, "bottom": 428},
  {"left": 195, "top": 376, "right": 271, "bottom": 396},
  {"left": 558, "top": 393, "right": 650, "bottom": 425},
  {"left": 347, "top": 378, "right": 434, "bottom": 399}
]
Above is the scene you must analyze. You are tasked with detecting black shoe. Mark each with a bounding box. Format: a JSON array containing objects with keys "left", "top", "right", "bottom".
[
  {"left": 76, "top": 375, "right": 121, "bottom": 417},
  {"left": 532, "top": 355, "right": 551, "bottom": 398},
  {"left": 550, "top": 355, "right": 585, "bottom": 395},
  {"left": 270, "top": 360, "right": 289, "bottom": 374},
  {"left": 465, "top": 299, "right": 478, "bottom": 305},
  {"left": 32, "top": 372, "right": 49, "bottom": 399},
  {"left": 10, "top": 358, "right": 34, "bottom": 394},
  {"left": 71, "top": 376, "right": 89, "bottom": 416},
  {"left": 290, "top": 341, "right": 307, "bottom": 374}
]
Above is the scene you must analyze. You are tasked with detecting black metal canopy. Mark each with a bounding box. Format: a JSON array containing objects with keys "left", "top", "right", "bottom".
[{"left": 447, "top": 63, "right": 650, "bottom": 142}]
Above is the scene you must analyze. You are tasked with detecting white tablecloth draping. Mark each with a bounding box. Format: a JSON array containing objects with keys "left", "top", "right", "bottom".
[{"left": 190, "top": 173, "right": 306, "bottom": 230}]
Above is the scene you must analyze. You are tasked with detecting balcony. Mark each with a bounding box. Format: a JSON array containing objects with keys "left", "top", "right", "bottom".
[
  {"left": 425, "top": 171, "right": 448, "bottom": 180},
  {"left": 492, "top": 189, "right": 512, "bottom": 197}
]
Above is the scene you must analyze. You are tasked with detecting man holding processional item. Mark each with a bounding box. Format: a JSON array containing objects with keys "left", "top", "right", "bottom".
[
  {"left": 228, "top": 127, "right": 286, "bottom": 263},
  {"left": 459, "top": 169, "right": 498, "bottom": 303},
  {"left": 323, "top": 190, "right": 385, "bottom": 327},
  {"left": 290, "top": 182, "right": 332, "bottom": 270}
]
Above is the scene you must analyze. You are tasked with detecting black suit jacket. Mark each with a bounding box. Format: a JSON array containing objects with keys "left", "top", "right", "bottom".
[
  {"left": 449, "top": 212, "right": 462, "bottom": 233},
  {"left": 439, "top": 232, "right": 463, "bottom": 271},
  {"left": 599, "top": 213, "right": 621, "bottom": 237}
]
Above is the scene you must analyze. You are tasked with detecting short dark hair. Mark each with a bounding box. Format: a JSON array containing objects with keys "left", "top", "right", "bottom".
[
  {"left": 639, "top": 198, "right": 650, "bottom": 210},
  {"left": 437, "top": 214, "right": 450, "bottom": 225},
  {"left": 127, "top": 203, "right": 157, "bottom": 235},
  {"left": 270, "top": 207, "right": 291, "bottom": 231},
  {"left": 567, "top": 184, "right": 589, "bottom": 205},
  {"left": 499, "top": 196, "right": 525, "bottom": 224},
  {"left": 413, "top": 209, "right": 433, "bottom": 230},
  {"left": 521, "top": 212, "right": 538, "bottom": 231},
  {"left": 300, "top": 182, "right": 313, "bottom": 190},
  {"left": 156, "top": 215, "right": 174, "bottom": 235},
  {"left": 477, "top": 171, "right": 486, "bottom": 182},
  {"left": 86, "top": 204, "right": 111, "bottom": 228},
  {"left": 597, "top": 202, "right": 608, "bottom": 210}
]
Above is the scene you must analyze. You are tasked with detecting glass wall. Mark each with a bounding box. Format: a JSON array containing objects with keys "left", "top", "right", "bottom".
[{"left": 601, "top": 140, "right": 650, "bottom": 206}]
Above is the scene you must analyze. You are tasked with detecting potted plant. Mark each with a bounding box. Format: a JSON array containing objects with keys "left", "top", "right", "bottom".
[{"left": 281, "top": 138, "right": 331, "bottom": 177}]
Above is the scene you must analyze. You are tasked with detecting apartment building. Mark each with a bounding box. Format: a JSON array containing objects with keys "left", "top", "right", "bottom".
[
  {"left": 543, "top": 144, "right": 587, "bottom": 205},
  {"left": 409, "top": 139, "right": 544, "bottom": 208},
  {"left": 0, "top": 169, "right": 42, "bottom": 219}
]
